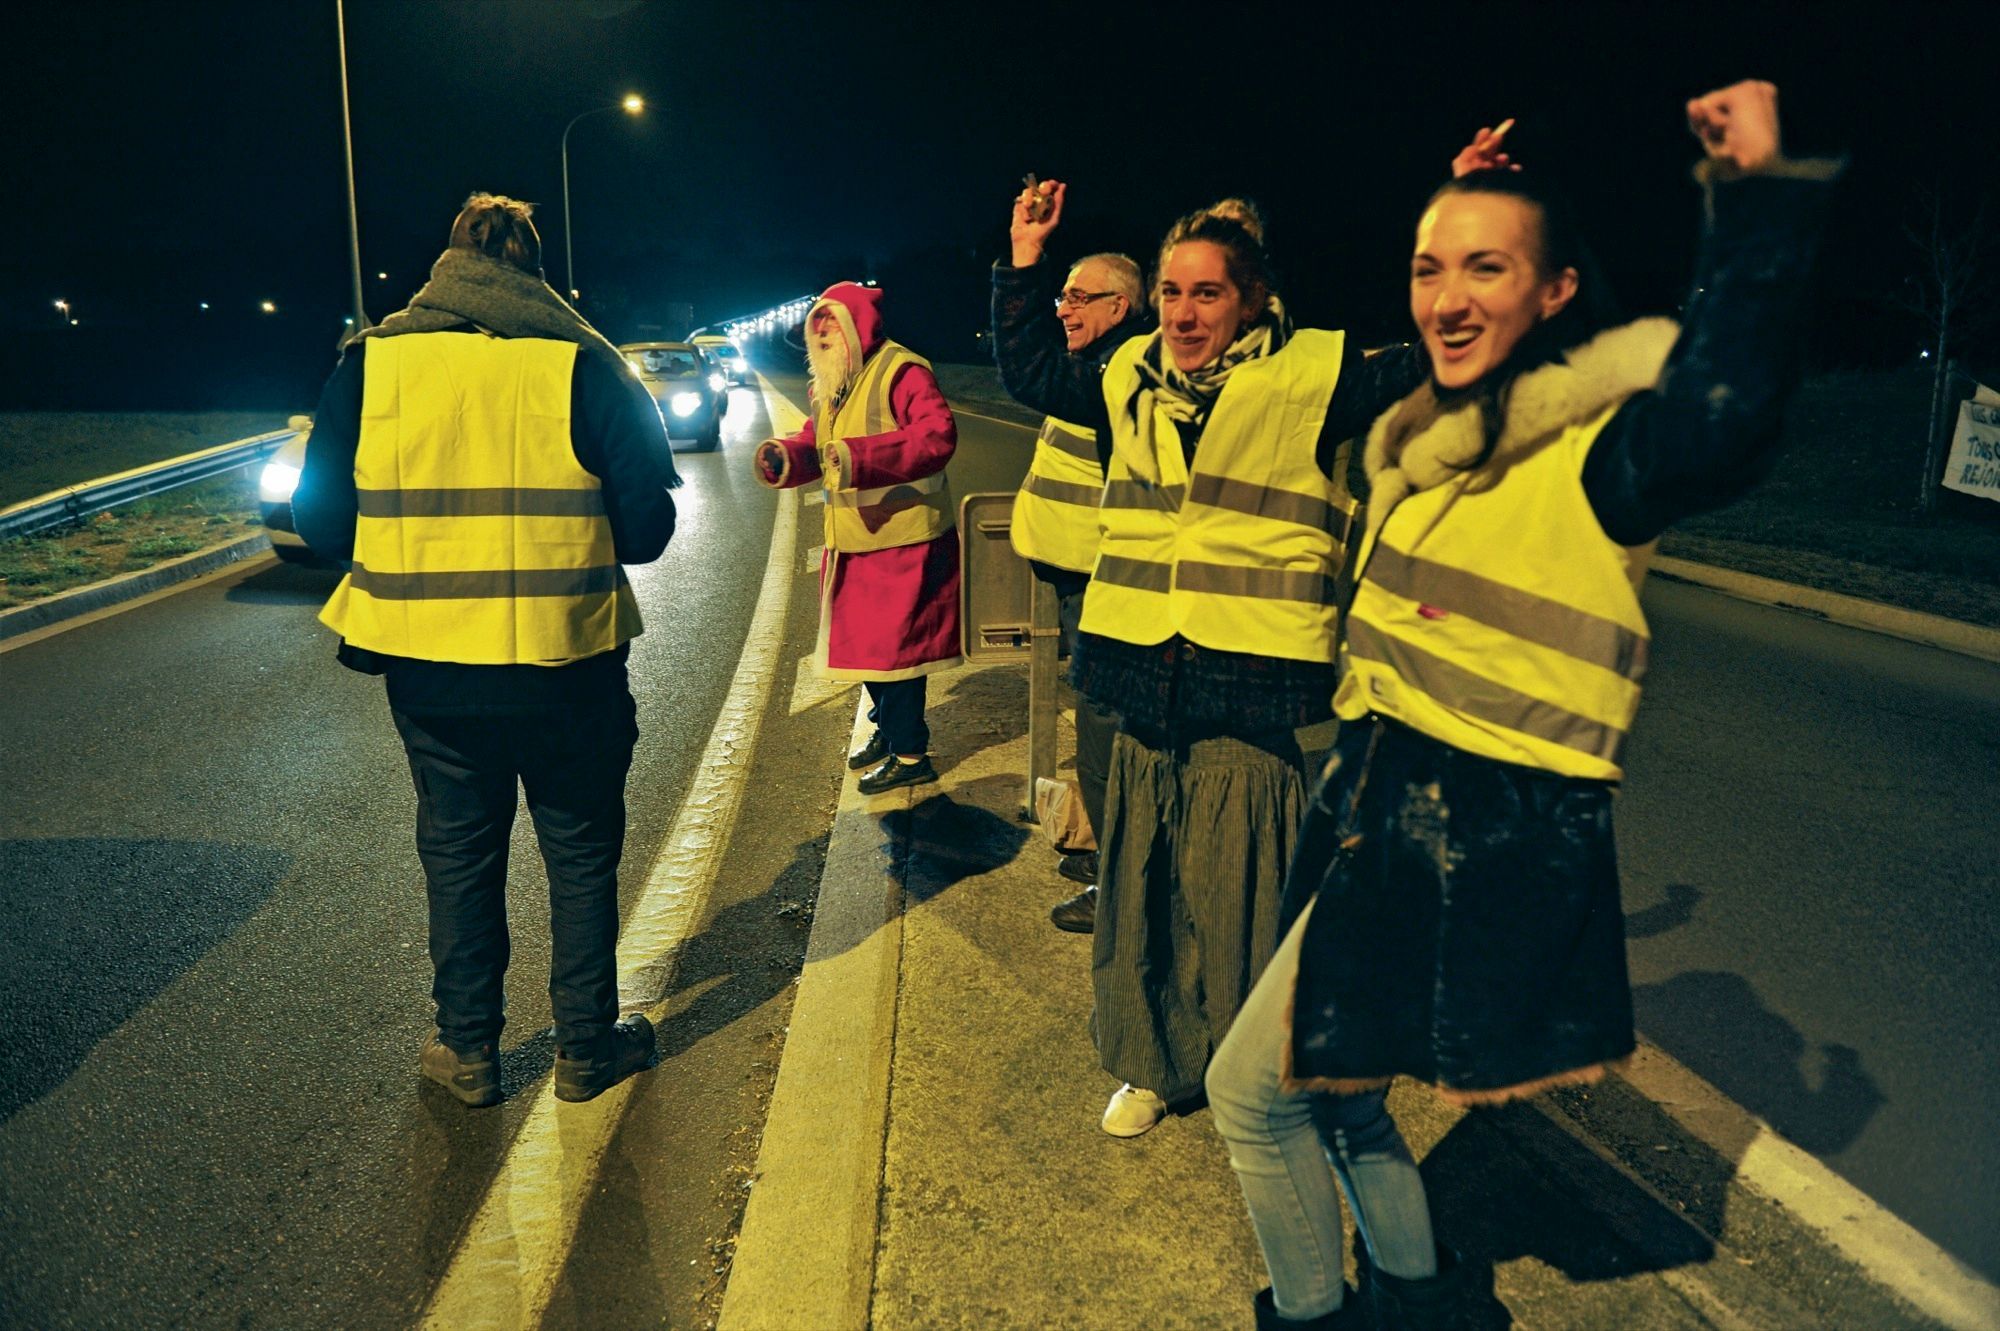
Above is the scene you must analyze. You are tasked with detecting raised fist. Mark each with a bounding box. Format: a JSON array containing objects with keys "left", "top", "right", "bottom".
[{"left": 1687, "top": 81, "right": 1781, "bottom": 175}]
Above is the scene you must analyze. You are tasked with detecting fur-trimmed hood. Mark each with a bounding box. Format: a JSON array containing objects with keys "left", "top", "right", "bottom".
[{"left": 1361, "top": 318, "right": 1681, "bottom": 548}]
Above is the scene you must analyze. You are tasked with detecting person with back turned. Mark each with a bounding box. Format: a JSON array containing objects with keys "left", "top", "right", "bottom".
[{"left": 294, "top": 192, "right": 680, "bottom": 1108}]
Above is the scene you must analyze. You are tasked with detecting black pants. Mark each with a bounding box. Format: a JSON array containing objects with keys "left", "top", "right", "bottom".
[
  {"left": 1037, "top": 561, "right": 1119, "bottom": 842},
  {"left": 864, "top": 678, "right": 929, "bottom": 755},
  {"left": 390, "top": 690, "right": 637, "bottom": 1058}
]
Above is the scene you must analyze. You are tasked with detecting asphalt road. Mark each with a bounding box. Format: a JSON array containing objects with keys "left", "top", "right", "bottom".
[
  {"left": 2, "top": 366, "right": 1992, "bottom": 1327},
  {"left": 1618, "top": 575, "right": 2000, "bottom": 1282},
  {"left": 0, "top": 377, "right": 856, "bottom": 1330}
]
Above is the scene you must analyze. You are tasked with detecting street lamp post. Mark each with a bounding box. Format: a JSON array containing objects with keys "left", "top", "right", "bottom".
[
  {"left": 560, "top": 94, "right": 644, "bottom": 303},
  {"left": 336, "top": 0, "right": 368, "bottom": 332}
]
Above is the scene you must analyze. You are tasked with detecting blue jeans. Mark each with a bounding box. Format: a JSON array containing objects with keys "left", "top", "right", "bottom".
[{"left": 1206, "top": 899, "right": 1437, "bottom": 1320}]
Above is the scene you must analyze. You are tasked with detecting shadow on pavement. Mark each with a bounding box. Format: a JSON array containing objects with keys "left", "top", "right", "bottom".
[
  {"left": 890, "top": 780, "right": 1034, "bottom": 907},
  {"left": 0, "top": 835, "right": 290, "bottom": 1125},
  {"left": 1624, "top": 881, "right": 1701, "bottom": 940},
  {"left": 652, "top": 833, "right": 827, "bottom": 1064},
  {"left": 223, "top": 558, "right": 342, "bottom": 605},
  {"left": 1634, "top": 968, "right": 1884, "bottom": 1158}
]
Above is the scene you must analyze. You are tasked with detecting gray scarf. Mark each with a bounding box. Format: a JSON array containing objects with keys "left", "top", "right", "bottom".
[{"left": 353, "top": 248, "right": 681, "bottom": 488}]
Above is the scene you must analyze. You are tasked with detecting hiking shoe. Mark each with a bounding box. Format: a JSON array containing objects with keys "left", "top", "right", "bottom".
[
  {"left": 1101, "top": 1083, "right": 1167, "bottom": 1137},
  {"left": 847, "top": 729, "right": 891, "bottom": 771},
  {"left": 420, "top": 1033, "right": 501, "bottom": 1108},
  {"left": 554, "top": 1014, "right": 657, "bottom": 1103},
  {"left": 857, "top": 754, "right": 938, "bottom": 795},
  {"left": 1057, "top": 850, "right": 1098, "bottom": 887},
  {"left": 1049, "top": 885, "right": 1097, "bottom": 934}
]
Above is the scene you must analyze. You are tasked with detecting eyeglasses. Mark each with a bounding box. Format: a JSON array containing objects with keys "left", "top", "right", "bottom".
[{"left": 1054, "top": 290, "right": 1121, "bottom": 312}]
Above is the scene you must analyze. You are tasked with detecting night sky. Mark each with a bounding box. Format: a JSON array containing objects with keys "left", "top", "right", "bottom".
[{"left": 6, "top": 0, "right": 1994, "bottom": 407}]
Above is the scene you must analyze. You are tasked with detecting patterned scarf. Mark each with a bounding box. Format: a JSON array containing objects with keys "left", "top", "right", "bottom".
[
  {"left": 353, "top": 248, "right": 681, "bottom": 488},
  {"left": 1126, "top": 295, "right": 1292, "bottom": 483}
]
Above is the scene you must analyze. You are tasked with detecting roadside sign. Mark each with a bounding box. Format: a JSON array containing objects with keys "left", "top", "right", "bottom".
[{"left": 1943, "top": 399, "right": 2000, "bottom": 503}]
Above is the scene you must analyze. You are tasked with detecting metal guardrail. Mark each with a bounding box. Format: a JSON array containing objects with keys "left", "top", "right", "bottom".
[{"left": 0, "top": 428, "right": 300, "bottom": 542}]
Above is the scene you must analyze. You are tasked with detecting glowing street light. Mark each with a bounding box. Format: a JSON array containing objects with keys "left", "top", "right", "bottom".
[
  {"left": 261, "top": 300, "right": 278, "bottom": 314},
  {"left": 560, "top": 94, "right": 645, "bottom": 302}
]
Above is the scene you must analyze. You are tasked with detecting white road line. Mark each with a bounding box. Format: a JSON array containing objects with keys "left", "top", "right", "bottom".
[
  {"left": 1618, "top": 1043, "right": 2000, "bottom": 1331},
  {"left": 950, "top": 407, "right": 1036, "bottom": 430},
  {"left": 418, "top": 379, "right": 806, "bottom": 1331}
]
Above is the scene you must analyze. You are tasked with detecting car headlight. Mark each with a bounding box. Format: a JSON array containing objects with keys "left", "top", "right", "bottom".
[
  {"left": 670, "top": 391, "right": 703, "bottom": 417},
  {"left": 708, "top": 372, "right": 727, "bottom": 392},
  {"left": 259, "top": 461, "right": 301, "bottom": 502}
]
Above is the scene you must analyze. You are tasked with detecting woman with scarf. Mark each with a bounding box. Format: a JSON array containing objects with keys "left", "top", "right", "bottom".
[
  {"left": 1203, "top": 83, "right": 1839, "bottom": 1329},
  {"left": 993, "top": 186, "right": 1428, "bottom": 1140}
]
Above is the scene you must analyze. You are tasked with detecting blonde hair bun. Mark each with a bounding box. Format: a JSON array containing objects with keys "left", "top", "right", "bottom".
[{"left": 1202, "top": 197, "right": 1266, "bottom": 246}]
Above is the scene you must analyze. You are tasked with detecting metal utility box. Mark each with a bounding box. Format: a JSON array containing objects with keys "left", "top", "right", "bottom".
[
  {"left": 959, "top": 492, "right": 1039, "bottom": 661},
  {"left": 958, "top": 492, "right": 1061, "bottom": 816}
]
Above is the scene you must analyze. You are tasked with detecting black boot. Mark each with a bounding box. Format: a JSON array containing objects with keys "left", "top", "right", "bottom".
[
  {"left": 1366, "top": 1246, "right": 1509, "bottom": 1330},
  {"left": 1254, "top": 1286, "right": 1368, "bottom": 1330}
]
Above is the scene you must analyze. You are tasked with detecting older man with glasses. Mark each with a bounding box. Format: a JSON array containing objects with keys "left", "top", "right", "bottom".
[{"left": 991, "top": 180, "right": 1152, "bottom": 933}]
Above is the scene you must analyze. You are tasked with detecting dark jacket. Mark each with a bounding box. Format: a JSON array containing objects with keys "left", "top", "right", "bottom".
[
  {"left": 295, "top": 325, "right": 678, "bottom": 712},
  {"left": 991, "top": 258, "right": 1428, "bottom": 736},
  {"left": 1285, "top": 163, "right": 1842, "bottom": 1102},
  {"left": 990, "top": 259, "right": 1153, "bottom": 474}
]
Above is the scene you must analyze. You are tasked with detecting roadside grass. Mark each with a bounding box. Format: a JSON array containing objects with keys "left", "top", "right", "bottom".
[
  {"left": 0, "top": 471, "right": 264, "bottom": 609},
  {"left": 0, "top": 411, "right": 301, "bottom": 610},
  {"left": 1662, "top": 366, "right": 2000, "bottom": 626},
  {"left": 0, "top": 411, "right": 294, "bottom": 510}
]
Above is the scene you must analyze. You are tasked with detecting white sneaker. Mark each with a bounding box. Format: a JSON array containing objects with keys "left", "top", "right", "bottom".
[{"left": 1101, "top": 1083, "right": 1167, "bottom": 1137}]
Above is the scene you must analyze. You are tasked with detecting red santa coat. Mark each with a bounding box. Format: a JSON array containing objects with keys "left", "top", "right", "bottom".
[{"left": 759, "top": 284, "right": 963, "bottom": 681}]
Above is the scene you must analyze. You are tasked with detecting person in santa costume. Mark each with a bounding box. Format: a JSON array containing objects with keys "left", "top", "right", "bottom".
[{"left": 755, "top": 281, "right": 962, "bottom": 794}]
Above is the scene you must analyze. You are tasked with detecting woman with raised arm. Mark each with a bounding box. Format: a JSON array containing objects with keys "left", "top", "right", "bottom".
[
  {"left": 993, "top": 184, "right": 1428, "bottom": 1139},
  {"left": 1202, "top": 83, "right": 1839, "bottom": 1330}
]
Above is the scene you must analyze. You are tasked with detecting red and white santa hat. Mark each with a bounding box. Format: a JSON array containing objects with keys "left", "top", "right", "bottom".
[{"left": 808, "top": 281, "right": 885, "bottom": 367}]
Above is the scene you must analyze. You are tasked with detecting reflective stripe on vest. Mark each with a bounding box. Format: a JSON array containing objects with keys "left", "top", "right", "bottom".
[
  {"left": 317, "top": 333, "right": 641, "bottom": 665},
  {"left": 816, "top": 341, "right": 954, "bottom": 552},
  {"left": 1079, "top": 328, "right": 1352, "bottom": 663},
  {"left": 1335, "top": 401, "right": 1652, "bottom": 782},
  {"left": 1010, "top": 414, "right": 1105, "bottom": 573}
]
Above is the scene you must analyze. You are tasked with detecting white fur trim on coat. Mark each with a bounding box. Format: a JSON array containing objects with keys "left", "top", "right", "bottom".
[{"left": 1361, "top": 318, "right": 1682, "bottom": 550}]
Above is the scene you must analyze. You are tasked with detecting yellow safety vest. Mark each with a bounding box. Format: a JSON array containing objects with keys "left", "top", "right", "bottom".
[
  {"left": 319, "top": 332, "right": 642, "bottom": 666},
  {"left": 816, "top": 341, "right": 954, "bottom": 553},
  {"left": 1336, "top": 402, "right": 1651, "bottom": 782},
  {"left": 1010, "top": 414, "right": 1104, "bottom": 573},
  {"left": 1079, "top": 328, "right": 1352, "bottom": 663}
]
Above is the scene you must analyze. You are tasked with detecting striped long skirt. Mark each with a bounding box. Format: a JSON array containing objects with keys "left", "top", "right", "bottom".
[{"left": 1090, "top": 725, "right": 1310, "bottom": 1103}]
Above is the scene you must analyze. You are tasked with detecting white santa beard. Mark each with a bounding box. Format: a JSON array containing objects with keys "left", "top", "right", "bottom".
[{"left": 807, "top": 337, "right": 855, "bottom": 407}]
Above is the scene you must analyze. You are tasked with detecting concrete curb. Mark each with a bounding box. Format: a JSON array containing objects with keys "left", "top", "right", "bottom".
[
  {"left": 1651, "top": 555, "right": 2000, "bottom": 665},
  {"left": 1599, "top": 1042, "right": 2000, "bottom": 1330},
  {"left": 719, "top": 696, "right": 906, "bottom": 1331},
  {"left": 0, "top": 532, "right": 275, "bottom": 645}
]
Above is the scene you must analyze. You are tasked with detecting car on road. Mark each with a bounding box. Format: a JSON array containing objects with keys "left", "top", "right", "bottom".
[
  {"left": 691, "top": 333, "right": 749, "bottom": 386},
  {"left": 621, "top": 341, "right": 727, "bottom": 450},
  {"left": 257, "top": 415, "right": 322, "bottom": 564}
]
